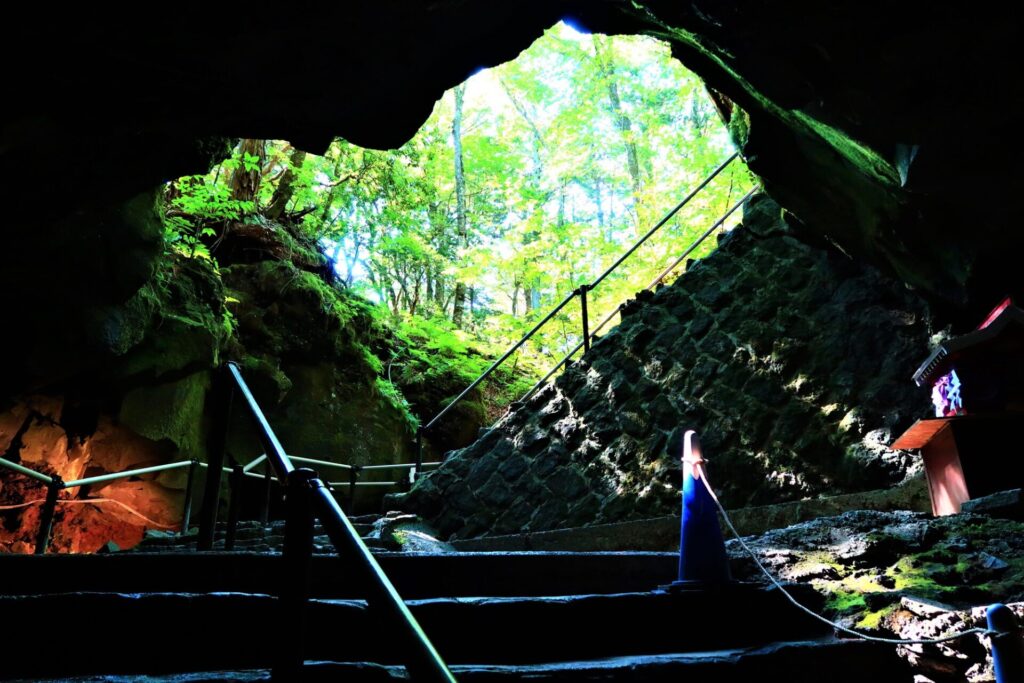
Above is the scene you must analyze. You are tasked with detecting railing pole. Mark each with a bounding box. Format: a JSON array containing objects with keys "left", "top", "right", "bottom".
[
  {"left": 180, "top": 460, "right": 197, "bottom": 535},
  {"left": 414, "top": 428, "right": 424, "bottom": 483},
  {"left": 198, "top": 366, "right": 233, "bottom": 550},
  {"left": 225, "top": 464, "right": 243, "bottom": 551},
  {"left": 988, "top": 603, "right": 1023, "bottom": 683},
  {"left": 310, "top": 480, "right": 456, "bottom": 682},
  {"left": 579, "top": 284, "right": 591, "bottom": 353},
  {"left": 260, "top": 463, "right": 273, "bottom": 525},
  {"left": 34, "top": 477, "right": 63, "bottom": 555},
  {"left": 348, "top": 465, "right": 360, "bottom": 514},
  {"left": 275, "top": 468, "right": 317, "bottom": 679}
]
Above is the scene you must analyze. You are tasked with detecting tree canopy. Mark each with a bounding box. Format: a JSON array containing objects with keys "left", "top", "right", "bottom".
[{"left": 163, "top": 22, "right": 754, "bottom": 414}]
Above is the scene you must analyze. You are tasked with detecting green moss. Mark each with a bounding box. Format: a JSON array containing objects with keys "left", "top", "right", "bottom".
[
  {"left": 857, "top": 604, "right": 897, "bottom": 630},
  {"left": 108, "top": 252, "right": 229, "bottom": 382},
  {"left": 358, "top": 344, "right": 384, "bottom": 375},
  {"left": 886, "top": 555, "right": 954, "bottom": 595},
  {"left": 826, "top": 590, "right": 867, "bottom": 614},
  {"left": 840, "top": 573, "right": 887, "bottom": 594},
  {"left": 120, "top": 372, "right": 211, "bottom": 457},
  {"left": 376, "top": 377, "right": 418, "bottom": 431},
  {"left": 240, "top": 355, "right": 293, "bottom": 401},
  {"left": 727, "top": 106, "right": 751, "bottom": 148}
]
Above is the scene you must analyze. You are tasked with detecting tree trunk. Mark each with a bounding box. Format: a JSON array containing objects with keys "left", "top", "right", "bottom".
[
  {"left": 593, "top": 37, "right": 644, "bottom": 231},
  {"left": 265, "top": 148, "right": 307, "bottom": 219},
  {"left": 451, "top": 83, "right": 469, "bottom": 328},
  {"left": 229, "top": 139, "right": 267, "bottom": 205}
]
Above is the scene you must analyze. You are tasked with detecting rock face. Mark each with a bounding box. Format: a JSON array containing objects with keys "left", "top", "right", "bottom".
[
  {"left": 725, "top": 509, "right": 1024, "bottom": 683},
  {"left": 396, "top": 196, "right": 934, "bottom": 538},
  {"left": 0, "top": 254, "right": 229, "bottom": 553},
  {"left": 221, "top": 249, "right": 417, "bottom": 477}
]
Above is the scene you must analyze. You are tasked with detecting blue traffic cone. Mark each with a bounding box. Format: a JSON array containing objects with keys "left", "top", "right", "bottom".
[
  {"left": 672, "top": 430, "right": 731, "bottom": 588},
  {"left": 988, "top": 603, "right": 1024, "bottom": 683}
]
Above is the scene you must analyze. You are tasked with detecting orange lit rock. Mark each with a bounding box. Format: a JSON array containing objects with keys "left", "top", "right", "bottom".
[{"left": 0, "top": 396, "right": 184, "bottom": 554}]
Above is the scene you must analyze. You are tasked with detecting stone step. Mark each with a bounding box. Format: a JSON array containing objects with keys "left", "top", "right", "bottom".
[
  {"left": 19, "top": 639, "right": 913, "bottom": 682},
  {"left": 136, "top": 526, "right": 377, "bottom": 552},
  {"left": 0, "top": 552, "right": 678, "bottom": 598},
  {"left": 0, "top": 587, "right": 831, "bottom": 679}
]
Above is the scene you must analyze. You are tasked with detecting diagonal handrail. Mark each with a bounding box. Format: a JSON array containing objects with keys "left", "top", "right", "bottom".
[
  {"left": 589, "top": 151, "right": 739, "bottom": 290},
  {"left": 413, "top": 152, "right": 746, "bottom": 473},
  {"left": 0, "top": 363, "right": 454, "bottom": 678},
  {"left": 0, "top": 456, "right": 54, "bottom": 484},
  {"left": 524, "top": 184, "right": 757, "bottom": 403},
  {"left": 200, "top": 361, "right": 455, "bottom": 681}
]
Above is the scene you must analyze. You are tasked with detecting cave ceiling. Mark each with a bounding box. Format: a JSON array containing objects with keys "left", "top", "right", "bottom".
[{"left": 1, "top": 1, "right": 1020, "bottom": 392}]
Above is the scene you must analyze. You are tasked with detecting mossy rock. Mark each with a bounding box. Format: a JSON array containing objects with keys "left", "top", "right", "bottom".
[{"left": 119, "top": 371, "right": 210, "bottom": 458}]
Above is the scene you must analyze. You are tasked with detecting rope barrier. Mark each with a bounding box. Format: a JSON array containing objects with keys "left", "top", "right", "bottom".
[
  {"left": 0, "top": 497, "right": 177, "bottom": 529},
  {"left": 695, "top": 462, "right": 998, "bottom": 646}
]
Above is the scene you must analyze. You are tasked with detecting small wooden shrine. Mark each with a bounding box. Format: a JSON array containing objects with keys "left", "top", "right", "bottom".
[{"left": 892, "top": 298, "right": 1024, "bottom": 515}]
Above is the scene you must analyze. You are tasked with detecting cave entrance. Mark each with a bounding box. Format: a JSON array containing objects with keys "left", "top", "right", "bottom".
[{"left": 164, "top": 21, "right": 753, "bottom": 441}]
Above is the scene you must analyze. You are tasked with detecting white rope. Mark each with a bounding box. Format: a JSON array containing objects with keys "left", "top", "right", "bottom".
[
  {"left": 0, "top": 497, "right": 177, "bottom": 529},
  {"left": 696, "top": 461, "right": 997, "bottom": 645},
  {"left": 0, "top": 500, "right": 40, "bottom": 511}
]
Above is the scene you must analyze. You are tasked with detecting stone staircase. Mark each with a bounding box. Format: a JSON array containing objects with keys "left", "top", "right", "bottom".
[{"left": 0, "top": 541, "right": 915, "bottom": 681}]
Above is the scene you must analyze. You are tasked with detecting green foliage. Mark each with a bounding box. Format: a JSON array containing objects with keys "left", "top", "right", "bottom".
[
  {"left": 162, "top": 175, "right": 253, "bottom": 259},
  {"left": 286, "top": 22, "right": 754, "bottom": 384},
  {"left": 375, "top": 376, "right": 418, "bottom": 428},
  {"left": 158, "top": 21, "right": 754, "bottom": 427}
]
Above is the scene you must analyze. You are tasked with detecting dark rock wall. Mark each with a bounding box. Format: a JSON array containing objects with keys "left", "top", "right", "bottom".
[
  {"left": 4, "top": 3, "right": 1019, "bottom": 377},
  {"left": 0, "top": 254, "right": 229, "bottom": 552},
  {"left": 397, "top": 196, "right": 934, "bottom": 539}
]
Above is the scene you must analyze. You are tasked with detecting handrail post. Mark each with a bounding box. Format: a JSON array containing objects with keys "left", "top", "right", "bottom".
[
  {"left": 260, "top": 462, "right": 273, "bottom": 525},
  {"left": 579, "top": 284, "right": 591, "bottom": 353},
  {"left": 413, "top": 427, "right": 424, "bottom": 483},
  {"left": 348, "top": 465, "right": 360, "bottom": 514},
  {"left": 180, "top": 460, "right": 198, "bottom": 535},
  {"left": 225, "top": 463, "right": 244, "bottom": 551},
  {"left": 34, "top": 476, "right": 63, "bottom": 555},
  {"left": 988, "top": 603, "right": 1023, "bottom": 683},
  {"left": 199, "top": 366, "right": 233, "bottom": 550},
  {"left": 275, "top": 467, "right": 317, "bottom": 679}
]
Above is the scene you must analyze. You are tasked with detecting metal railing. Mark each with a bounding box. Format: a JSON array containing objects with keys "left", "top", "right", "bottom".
[
  {"left": 0, "top": 455, "right": 203, "bottom": 555},
  {"left": 195, "top": 361, "right": 455, "bottom": 680},
  {"left": 413, "top": 152, "right": 753, "bottom": 473},
  {"left": 0, "top": 425, "right": 441, "bottom": 555},
  {"left": 0, "top": 366, "right": 453, "bottom": 677}
]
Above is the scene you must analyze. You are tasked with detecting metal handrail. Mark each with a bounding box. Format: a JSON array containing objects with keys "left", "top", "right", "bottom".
[
  {"left": 225, "top": 362, "right": 293, "bottom": 480},
  {"left": 290, "top": 455, "right": 353, "bottom": 471},
  {"left": 64, "top": 460, "right": 193, "bottom": 489},
  {"left": 201, "top": 362, "right": 454, "bottom": 681},
  {"left": 589, "top": 151, "right": 738, "bottom": 290},
  {"left": 519, "top": 187, "right": 756, "bottom": 403},
  {"left": 311, "top": 480, "right": 454, "bottom": 680},
  {"left": 241, "top": 453, "right": 267, "bottom": 473},
  {"left": 421, "top": 286, "right": 580, "bottom": 434},
  {"left": 413, "top": 153, "right": 747, "bottom": 472},
  {"left": 0, "top": 454, "right": 204, "bottom": 554},
  {"left": 0, "top": 372, "right": 451, "bottom": 676},
  {"left": 0, "top": 456, "right": 55, "bottom": 484}
]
